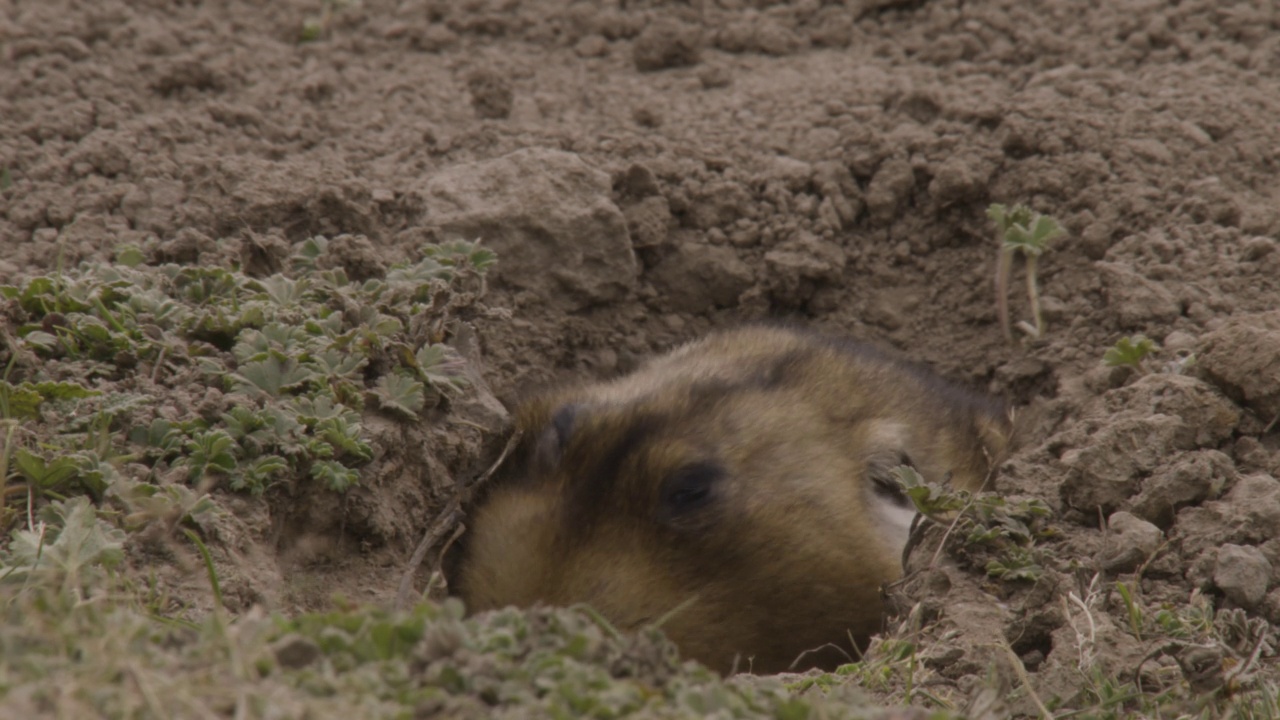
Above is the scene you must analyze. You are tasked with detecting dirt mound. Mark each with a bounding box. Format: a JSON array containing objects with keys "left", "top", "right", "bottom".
[{"left": 3, "top": 0, "right": 1279, "bottom": 712}]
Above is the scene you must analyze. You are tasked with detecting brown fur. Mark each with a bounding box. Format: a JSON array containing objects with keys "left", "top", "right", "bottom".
[{"left": 454, "top": 326, "right": 1011, "bottom": 674}]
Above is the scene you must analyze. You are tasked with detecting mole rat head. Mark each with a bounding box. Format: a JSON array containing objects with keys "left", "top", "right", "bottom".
[{"left": 455, "top": 377, "right": 903, "bottom": 674}]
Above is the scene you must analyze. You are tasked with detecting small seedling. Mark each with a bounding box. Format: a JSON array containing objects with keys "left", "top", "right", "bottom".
[
  {"left": 300, "top": 0, "right": 354, "bottom": 42},
  {"left": 987, "top": 203, "right": 1065, "bottom": 343},
  {"left": 1103, "top": 335, "right": 1158, "bottom": 373}
]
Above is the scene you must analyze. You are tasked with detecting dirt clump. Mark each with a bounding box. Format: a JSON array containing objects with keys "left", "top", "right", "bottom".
[{"left": 3, "top": 0, "right": 1280, "bottom": 713}]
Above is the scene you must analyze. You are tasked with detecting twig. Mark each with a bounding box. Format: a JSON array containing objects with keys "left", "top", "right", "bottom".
[
  {"left": 395, "top": 499, "right": 461, "bottom": 612},
  {"left": 394, "top": 428, "right": 523, "bottom": 610},
  {"left": 467, "top": 428, "right": 522, "bottom": 498},
  {"left": 999, "top": 640, "right": 1053, "bottom": 720},
  {"left": 788, "top": 642, "right": 854, "bottom": 672}
]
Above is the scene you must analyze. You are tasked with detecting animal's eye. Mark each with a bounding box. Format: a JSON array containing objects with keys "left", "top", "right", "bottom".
[{"left": 661, "top": 462, "right": 723, "bottom": 516}]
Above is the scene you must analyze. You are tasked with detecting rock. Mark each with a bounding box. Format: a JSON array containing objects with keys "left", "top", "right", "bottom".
[
  {"left": 749, "top": 18, "right": 804, "bottom": 56},
  {"left": 1129, "top": 450, "right": 1233, "bottom": 528},
  {"left": 1097, "top": 261, "right": 1182, "bottom": 327},
  {"left": 1100, "top": 511, "right": 1163, "bottom": 572},
  {"left": 320, "top": 233, "right": 388, "bottom": 281},
  {"left": 1241, "top": 236, "right": 1277, "bottom": 261},
  {"left": 715, "top": 16, "right": 803, "bottom": 56},
  {"left": 623, "top": 196, "right": 672, "bottom": 249},
  {"left": 615, "top": 163, "right": 661, "bottom": 200},
  {"left": 1213, "top": 544, "right": 1272, "bottom": 609},
  {"left": 648, "top": 240, "right": 753, "bottom": 313},
  {"left": 271, "top": 634, "right": 322, "bottom": 669},
  {"left": 697, "top": 64, "right": 731, "bottom": 89},
  {"left": 1174, "top": 474, "right": 1280, "bottom": 560},
  {"left": 1263, "top": 588, "right": 1280, "bottom": 626},
  {"left": 1060, "top": 414, "right": 1188, "bottom": 515},
  {"left": 865, "top": 157, "right": 915, "bottom": 224},
  {"left": 766, "top": 156, "right": 813, "bottom": 193},
  {"left": 1104, "top": 374, "right": 1240, "bottom": 448},
  {"left": 1197, "top": 311, "right": 1280, "bottom": 420},
  {"left": 1224, "top": 474, "right": 1280, "bottom": 538},
  {"left": 573, "top": 34, "right": 608, "bottom": 58},
  {"left": 421, "top": 148, "right": 637, "bottom": 309},
  {"left": 928, "top": 155, "right": 992, "bottom": 207},
  {"left": 812, "top": 161, "right": 862, "bottom": 228},
  {"left": 763, "top": 231, "right": 847, "bottom": 307},
  {"left": 466, "top": 67, "right": 513, "bottom": 120},
  {"left": 153, "top": 226, "right": 215, "bottom": 265},
  {"left": 632, "top": 17, "right": 701, "bottom": 72}
]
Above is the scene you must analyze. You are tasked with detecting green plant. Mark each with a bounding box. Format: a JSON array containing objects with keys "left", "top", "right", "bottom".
[
  {"left": 1116, "top": 581, "right": 1145, "bottom": 640},
  {"left": 300, "top": 0, "right": 355, "bottom": 42},
  {"left": 2, "top": 237, "right": 493, "bottom": 501},
  {"left": 1, "top": 495, "right": 126, "bottom": 594},
  {"left": 988, "top": 203, "right": 1065, "bottom": 343},
  {"left": 893, "top": 465, "right": 1052, "bottom": 582},
  {"left": 1103, "top": 334, "right": 1158, "bottom": 372}
]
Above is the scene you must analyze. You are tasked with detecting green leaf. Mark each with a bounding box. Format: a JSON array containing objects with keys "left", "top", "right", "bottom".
[
  {"left": 291, "top": 235, "right": 329, "bottom": 269},
  {"left": 1031, "top": 214, "right": 1065, "bottom": 245},
  {"left": 232, "top": 455, "right": 290, "bottom": 494},
  {"left": 2, "top": 496, "right": 126, "bottom": 587},
  {"left": 992, "top": 203, "right": 1062, "bottom": 255},
  {"left": 254, "top": 275, "right": 309, "bottom": 307},
  {"left": 21, "top": 330, "right": 60, "bottom": 352},
  {"left": 311, "top": 460, "right": 359, "bottom": 492},
  {"left": 414, "top": 344, "right": 469, "bottom": 392},
  {"left": 115, "top": 245, "right": 146, "bottom": 267},
  {"left": 230, "top": 356, "right": 315, "bottom": 397},
  {"left": 0, "top": 382, "right": 44, "bottom": 420},
  {"left": 181, "top": 429, "right": 239, "bottom": 482},
  {"left": 1103, "top": 335, "right": 1158, "bottom": 369},
  {"left": 291, "top": 395, "right": 350, "bottom": 425},
  {"left": 300, "top": 18, "right": 323, "bottom": 42},
  {"left": 13, "top": 450, "right": 81, "bottom": 491},
  {"left": 307, "top": 348, "right": 367, "bottom": 380},
  {"left": 33, "top": 381, "right": 101, "bottom": 402},
  {"left": 373, "top": 374, "right": 425, "bottom": 418},
  {"left": 316, "top": 417, "right": 372, "bottom": 462}
]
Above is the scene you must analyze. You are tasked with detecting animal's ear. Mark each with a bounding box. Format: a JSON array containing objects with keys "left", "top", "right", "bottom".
[{"left": 533, "top": 403, "right": 580, "bottom": 473}]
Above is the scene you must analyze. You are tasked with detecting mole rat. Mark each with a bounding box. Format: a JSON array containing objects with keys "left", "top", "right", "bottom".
[{"left": 453, "top": 325, "right": 1011, "bottom": 674}]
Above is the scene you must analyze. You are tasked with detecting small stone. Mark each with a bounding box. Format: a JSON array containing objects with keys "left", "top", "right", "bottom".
[
  {"left": 271, "top": 634, "right": 322, "bottom": 669},
  {"left": 1213, "top": 544, "right": 1272, "bottom": 609},
  {"left": 1241, "top": 237, "right": 1276, "bottom": 261},
  {"left": 1097, "top": 261, "right": 1182, "bottom": 327},
  {"left": 574, "top": 34, "right": 608, "bottom": 58},
  {"left": 698, "top": 64, "right": 731, "bottom": 89},
  {"left": 928, "top": 155, "right": 991, "bottom": 207},
  {"left": 632, "top": 105, "right": 662, "bottom": 128},
  {"left": 623, "top": 196, "right": 673, "bottom": 249},
  {"left": 1100, "top": 511, "right": 1163, "bottom": 572},
  {"left": 466, "top": 68, "right": 513, "bottom": 120},
  {"left": 865, "top": 157, "right": 915, "bottom": 224},
  {"left": 1162, "top": 330, "right": 1196, "bottom": 352},
  {"left": 1262, "top": 587, "right": 1280, "bottom": 626},
  {"left": 648, "top": 240, "right": 753, "bottom": 313},
  {"left": 633, "top": 18, "right": 701, "bottom": 72},
  {"left": 1197, "top": 311, "right": 1280, "bottom": 420},
  {"left": 1129, "top": 450, "right": 1233, "bottom": 528}
]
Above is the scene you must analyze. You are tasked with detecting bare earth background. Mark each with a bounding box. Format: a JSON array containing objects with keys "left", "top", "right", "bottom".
[{"left": 3, "top": 0, "right": 1280, "bottom": 711}]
